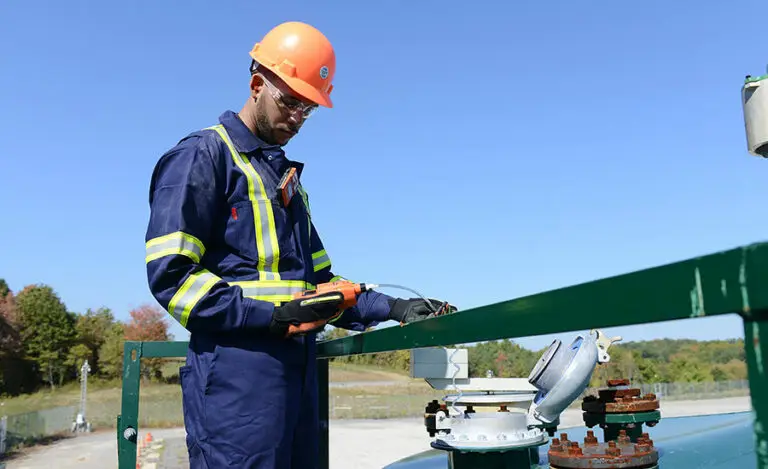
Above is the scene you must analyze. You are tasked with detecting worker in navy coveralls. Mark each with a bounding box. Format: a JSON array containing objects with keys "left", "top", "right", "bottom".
[{"left": 144, "top": 21, "right": 455, "bottom": 468}]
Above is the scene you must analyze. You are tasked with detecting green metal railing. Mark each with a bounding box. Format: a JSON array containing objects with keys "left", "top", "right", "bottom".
[{"left": 117, "top": 241, "right": 768, "bottom": 469}]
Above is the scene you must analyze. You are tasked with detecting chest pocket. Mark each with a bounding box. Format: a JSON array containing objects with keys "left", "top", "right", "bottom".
[{"left": 209, "top": 125, "right": 296, "bottom": 279}]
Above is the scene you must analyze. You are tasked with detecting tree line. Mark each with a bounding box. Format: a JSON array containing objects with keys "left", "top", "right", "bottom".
[
  {"left": 323, "top": 328, "right": 748, "bottom": 386},
  {"left": 0, "top": 279, "right": 172, "bottom": 396}
]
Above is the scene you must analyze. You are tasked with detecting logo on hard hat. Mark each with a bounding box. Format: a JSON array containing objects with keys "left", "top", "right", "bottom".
[{"left": 319, "top": 66, "right": 329, "bottom": 80}]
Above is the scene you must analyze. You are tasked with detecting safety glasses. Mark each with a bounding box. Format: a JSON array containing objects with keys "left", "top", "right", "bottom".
[{"left": 262, "top": 78, "right": 319, "bottom": 119}]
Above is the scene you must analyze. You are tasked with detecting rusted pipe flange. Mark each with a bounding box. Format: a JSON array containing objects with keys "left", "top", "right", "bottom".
[
  {"left": 582, "top": 394, "right": 660, "bottom": 413},
  {"left": 549, "top": 431, "right": 659, "bottom": 468}
]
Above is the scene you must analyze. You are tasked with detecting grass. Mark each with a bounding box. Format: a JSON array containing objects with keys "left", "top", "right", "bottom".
[{"left": 0, "top": 362, "right": 431, "bottom": 431}]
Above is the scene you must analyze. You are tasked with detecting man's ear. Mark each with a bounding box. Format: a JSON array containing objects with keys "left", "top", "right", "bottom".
[{"left": 250, "top": 74, "right": 264, "bottom": 100}]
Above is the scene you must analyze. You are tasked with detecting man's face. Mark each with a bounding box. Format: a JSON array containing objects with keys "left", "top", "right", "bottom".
[{"left": 252, "top": 73, "right": 318, "bottom": 146}]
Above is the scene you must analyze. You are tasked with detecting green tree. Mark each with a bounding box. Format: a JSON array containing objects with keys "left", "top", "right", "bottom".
[
  {"left": 72, "top": 307, "right": 117, "bottom": 375},
  {"left": 15, "top": 284, "right": 77, "bottom": 389},
  {"left": 124, "top": 305, "right": 171, "bottom": 381},
  {"left": 98, "top": 322, "right": 126, "bottom": 380},
  {"left": 0, "top": 279, "right": 9, "bottom": 298}
]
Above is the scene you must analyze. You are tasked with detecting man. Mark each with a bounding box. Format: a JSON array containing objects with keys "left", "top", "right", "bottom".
[{"left": 144, "top": 21, "right": 454, "bottom": 468}]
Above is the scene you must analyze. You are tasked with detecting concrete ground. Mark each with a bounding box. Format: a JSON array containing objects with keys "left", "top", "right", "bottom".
[{"left": 2, "top": 396, "right": 752, "bottom": 469}]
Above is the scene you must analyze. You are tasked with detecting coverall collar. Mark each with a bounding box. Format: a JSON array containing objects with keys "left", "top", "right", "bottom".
[{"left": 218, "top": 110, "right": 305, "bottom": 177}]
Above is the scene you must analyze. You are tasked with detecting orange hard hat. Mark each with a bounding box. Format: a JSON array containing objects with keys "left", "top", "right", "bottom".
[{"left": 250, "top": 21, "right": 336, "bottom": 108}]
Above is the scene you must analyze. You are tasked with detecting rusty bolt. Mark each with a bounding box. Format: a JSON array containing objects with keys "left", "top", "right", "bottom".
[
  {"left": 643, "top": 393, "right": 657, "bottom": 400},
  {"left": 560, "top": 433, "right": 569, "bottom": 442},
  {"left": 608, "top": 441, "right": 617, "bottom": 448},
  {"left": 606, "top": 445, "right": 622, "bottom": 456},
  {"left": 607, "top": 378, "right": 631, "bottom": 387},
  {"left": 642, "top": 432, "right": 650, "bottom": 439},
  {"left": 584, "top": 430, "right": 598, "bottom": 446},
  {"left": 568, "top": 446, "right": 583, "bottom": 456},
  {"left": 551, "top": 438, "right": 560, "bottom": 446}
]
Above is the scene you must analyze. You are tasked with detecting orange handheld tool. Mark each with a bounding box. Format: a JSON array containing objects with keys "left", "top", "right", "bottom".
[
  {"left": 278, "top": 167, "right": 300, "bottom": 207},
  {"left": 292, "top": 280, "right": 376, "bottom": 311}
]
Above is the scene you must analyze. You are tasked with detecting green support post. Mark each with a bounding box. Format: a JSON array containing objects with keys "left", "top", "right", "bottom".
[
  {"left": 741, "top": 243, "right": 768, "bottom": 468},
  {"left": 744, "top": 318, "right": 768, "bottom": 467},
  {"left": 318, "top": 358, "right": 330, "bottom": 469},
  {"left": 117, "top": 341, "right": 142, "bottom": 469}
]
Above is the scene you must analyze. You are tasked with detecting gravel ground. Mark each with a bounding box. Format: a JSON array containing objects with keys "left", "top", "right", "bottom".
[{"left": 2, "top": 396, "right": 752, "bottom": 469}]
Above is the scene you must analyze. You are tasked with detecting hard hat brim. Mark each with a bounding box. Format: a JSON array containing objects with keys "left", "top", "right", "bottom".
[{"left": 271, "top": 68, "right": 333, "bottom": 108}]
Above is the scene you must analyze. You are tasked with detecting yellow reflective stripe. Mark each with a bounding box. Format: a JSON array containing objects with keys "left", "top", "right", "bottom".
[
  {"left": 312, "top": 249, "right": 331, "bottom": 272},
  {"left": 206, "top": 125, "right": 281, "bottom": 281},
  {"left": 330, "top": 275, "right": 347, "bottom": 283},
  {"left": 145, "top": 231, "right": 205, "bottom": 263},
  {"left": 168, "top": 270, "right": 220, "bottom": 327}
]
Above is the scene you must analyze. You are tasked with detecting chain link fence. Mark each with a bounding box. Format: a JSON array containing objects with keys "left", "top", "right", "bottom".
[
  {"left": 637, "top": 380, "right": 750, "bottom": 400},
  {"left": 0, "top": 416, "right": 6, "bottom": 455},
  {"left": 0, "top": 405, "right": 75, "bottom": 455},
  {"left": 328, "top": 380, "right": 752, "bottom": 420}
]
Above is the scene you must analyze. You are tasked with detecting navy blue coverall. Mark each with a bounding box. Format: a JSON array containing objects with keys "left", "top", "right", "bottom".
[{"left": 145, "top": 110, "right": 394, "bottom": 468}]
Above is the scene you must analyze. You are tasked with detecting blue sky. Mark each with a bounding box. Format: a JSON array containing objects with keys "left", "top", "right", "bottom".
[{"left": 1, "top": 0, "right": 766, "bottom": 351}]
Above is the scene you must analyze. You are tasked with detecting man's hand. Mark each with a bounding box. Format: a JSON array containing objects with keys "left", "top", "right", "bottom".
[
  {"left": 270, "top": 295, "right": 343, "bottom": 338},
  {"left": 387, "top": 298, "right": 457, "bottom": 324}
]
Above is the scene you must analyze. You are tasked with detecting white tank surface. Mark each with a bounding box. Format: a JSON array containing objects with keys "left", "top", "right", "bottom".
[{"left": 742, "top": 68, "right": 768, "bottom": 158}]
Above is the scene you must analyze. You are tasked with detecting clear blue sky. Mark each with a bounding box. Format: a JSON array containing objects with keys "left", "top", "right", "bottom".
[{"left": 1, "top": 0, "right": 766, "bottom": 350}]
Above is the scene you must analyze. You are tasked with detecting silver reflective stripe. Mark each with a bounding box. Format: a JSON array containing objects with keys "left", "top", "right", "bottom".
[
  {"left": 168, "top": 271, "right": 220, "bottom": 327},
  {"left": 233, "top": 282, "right": 310, "bottom": 298},
  {"left": 312, "top": 250, "right": 331, "bottom": 272},
  {"left": 145, "top": 232, "right": 205, "bottom": 263}
]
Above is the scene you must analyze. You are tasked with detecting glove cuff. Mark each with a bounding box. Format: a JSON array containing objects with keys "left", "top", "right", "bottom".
[{"left": 387, "top": 298, "right": 406, "bottom": 322}]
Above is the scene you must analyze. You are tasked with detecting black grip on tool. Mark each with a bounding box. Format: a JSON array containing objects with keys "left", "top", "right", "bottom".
[{"left": 269, "top": 292, "right": 343, "bottom": 337}]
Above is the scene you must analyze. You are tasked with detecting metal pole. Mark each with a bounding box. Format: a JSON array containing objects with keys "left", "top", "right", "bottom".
[{"left": 80, "top": 360, "right": 90, "bottom": 420}]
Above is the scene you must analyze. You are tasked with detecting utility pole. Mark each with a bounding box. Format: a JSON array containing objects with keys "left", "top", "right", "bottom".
[{"left": 71, "top": 360, "right": 92, "bottom": 433}]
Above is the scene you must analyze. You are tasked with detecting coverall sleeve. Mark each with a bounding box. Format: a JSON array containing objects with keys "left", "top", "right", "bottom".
[
  {"left": 145, "top": 136, "right": 275, "bottom": 333},
  {"left": 308, "top": 221, "right": 393, "bottom": 331}
]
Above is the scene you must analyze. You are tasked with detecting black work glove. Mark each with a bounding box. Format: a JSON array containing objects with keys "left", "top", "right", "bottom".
[
  {"left": 387, "top": 298, "right": 457, "bottom": 324},
  {"left": 269, "top": 295, "right": 343, "bottom": 338}
]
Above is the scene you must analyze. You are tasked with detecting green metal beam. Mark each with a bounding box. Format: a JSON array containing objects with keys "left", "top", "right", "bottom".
[
  {"left": 318, "top": 243, "right": 768, "bottom": 358},
  {"left": 140, "top": 340, "right": 189, "bottom": 358}
]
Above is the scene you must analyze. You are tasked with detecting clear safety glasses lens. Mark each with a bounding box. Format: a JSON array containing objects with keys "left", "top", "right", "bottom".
[{"left": 264, "top": 79, "right": 318, "bottom": 119}]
